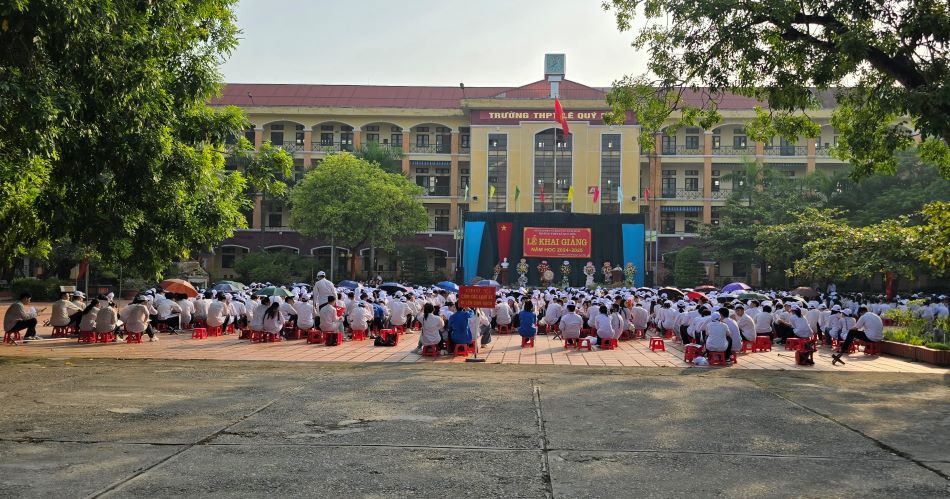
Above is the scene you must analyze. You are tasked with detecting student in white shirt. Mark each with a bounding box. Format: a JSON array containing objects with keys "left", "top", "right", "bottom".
[
  {"left": 260, "top": 301, "right": 285, "bottom": 335},
  {"left": 413, "top": 303, "right": 445, "bottom": 352},
  {"left": 703, "top": 312, "right": 732, "bottom": 360},
  {"left": 734, "top": 305, "right": 756, "bottom": 342},
  {"left": 833, "top": 306, "right": 884, "bottom": 364},
  {"left": 293, "top": 295, "right": 316, "bottom": 331},
  {"left": 559, "top": 304, "right": 584, "bottom": 344}
]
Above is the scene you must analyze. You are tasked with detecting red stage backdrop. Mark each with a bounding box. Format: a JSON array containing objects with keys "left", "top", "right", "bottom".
[
  {"left": 497, "top": 222, "right": 513, "bottom": 261},
  {"left": 523, "top": 227, "right": 592, "bottom": 258}
]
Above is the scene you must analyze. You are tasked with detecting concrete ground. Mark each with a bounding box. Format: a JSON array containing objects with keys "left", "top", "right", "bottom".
[{"left": 0, "top": 358, "right": 947, "bottom": 498}]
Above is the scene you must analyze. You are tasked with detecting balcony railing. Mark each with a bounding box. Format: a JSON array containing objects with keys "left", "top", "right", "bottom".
[
  {"left": 410, "top": 144, "right": 451, "bottom": 154},
  {"left": 815, "top": 146, "right": 834, "bottom": 157},
  {"left": 662, "top": 145, "right": 703, "bottom": 155},
  {"left": 423, "top": 186, "right": 452, "bottom": 197},
  {"left": 460, "top": 146, "right": 471, "bottom": 154},
  {"left": 765, "top": 145, "right": 807, "bottom": 156},
  {"left": 712, "top": 146, "right": 752, "bottom": 156},
  {"left": 312, "top": 141, "right": 354, "bottom": 153},
  {"left": 364, "top": 141, "right": 402, "bottom": 153},
  {"left": 660, "top": 189, "right": 704, "bottom": 200},
  {"left": 710, "top": 189, "right": 733, "bottom": 200},
  {"left": 277, "top": 141, "right": 304, "bottom": 154}
]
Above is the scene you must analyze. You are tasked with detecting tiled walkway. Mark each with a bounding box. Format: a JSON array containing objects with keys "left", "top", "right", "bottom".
[{"left": 1, "top": 329, "right": 945, "bottom": 373}]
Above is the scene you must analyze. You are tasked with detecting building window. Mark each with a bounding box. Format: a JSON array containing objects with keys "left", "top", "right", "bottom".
[
  {"left": 733, "top": 128, "right": 747, "bottom": 149},
  {"left": 711, "top": 206, "right": 722, "bottom": 226},
  {"left": 534, "top": 128, "right": 572, "bottom": 213},
  {"left": 711, "top": 170, "right": 721, "bottom": 192},
  {"left": 601, "top": 133, "right": 621, "bottom": 214},
  {"left": 391, "top": 134, "right": 403, "bottom": 147},
  {"left": 712, "top": 135, "right": 721, "bottom": 149},
  {"left": 416, "top": 134, "right": 430, "bottom": 147},
  {"left": 684, "top": 213, "right": 699, "bottom": 233},
  {"left": 661, "top": 170, "right": 676, "bottom": 198},
  {"left": 435, "top": 134, "right": 451, "bottom": 153},
  {"left": 488, "top": 134, "right": 508, "bottom": 212},
  {"left": 684, "top": 177, "right": 699, "bottom": 191},
  {"left": 270, "top": 130, "right": 284, "bottom": 146},
  {"left": 244, "top": 127, "right": 256, "bottom": 143},
  {"left": 432, "top": 208, "right": 450, "bottom": 231},
  {"left": 321, "top": 124, "right": 335, "bottom": 131},
  {"left": 320, "top": 133, "right": 334, "bottom": 146},
  {"left": 365, "top": 125, "right": 379, "bottom": 132},
  {"left": 267, "top": 212, "right": 282, "bottom": 228},
  {"left": 432, "top": 250, "right": 447, "bottom": 271},
  {"left": 460, "top": 134, "right": 470, "bottom": 149},
  {"left": 685, "top": 134, "right": 700, "bottom": 151},
  {"left": 367, "top": 133, "right": 380, "bottom": 143},
  {"left": 435, "top": 126, "right": 450, "bottom": 133},
  {"left": 340, "top": 132, "right": 353, "bottom": 151},
  {"left": 341, "top": 125, "right": 353, "bottom": 132},
  {"left": 661, "top": 213, "right": 676, "bottom": 234},
  {"left": 662, "top": 135, "right": 676, "bottom": 155},
  {"left": 391, "top": 126, "right": 402, "bottom": 132},
  {"left": 417, "top": 127, "right": 429, "bottom": 133},
  {"left": 220, "top": 247, "right": 247, "bottom": 269},
  {"left": 295, "top": 131, "right": 305, "bottom": 146}
]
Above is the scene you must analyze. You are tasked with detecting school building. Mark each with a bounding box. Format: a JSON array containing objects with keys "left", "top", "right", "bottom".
[{"left": 205, "top": 54, "right": 849, "bottom": 284}]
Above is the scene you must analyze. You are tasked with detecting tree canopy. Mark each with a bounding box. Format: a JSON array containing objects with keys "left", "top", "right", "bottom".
[
  {"left": 601, "top": 0, "right": 950, "bottom": 179},
  {"left": 289, "top": 153, "right": 428, "bottom": 278},
  {"left": 0, "top": 0, "right": 290, "bottom": 278}
]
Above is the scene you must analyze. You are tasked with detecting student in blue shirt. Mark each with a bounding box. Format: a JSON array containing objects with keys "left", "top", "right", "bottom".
[
  {"left": 518, "top": 301, "right": 538, "bottom": 338},
  {"left": 448, "top": 307, "right": 473, "bottom": 348}
]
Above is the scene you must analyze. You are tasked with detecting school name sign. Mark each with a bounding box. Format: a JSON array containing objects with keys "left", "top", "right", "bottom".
[
  {"left": 522, "top": 227, "right": 592, "bottom": 259},
  {"left": 470, "top": 110, "right": 633, "bottom": 126}
]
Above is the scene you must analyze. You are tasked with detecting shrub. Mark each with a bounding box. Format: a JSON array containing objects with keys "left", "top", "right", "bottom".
[{"left": 10, "top": 278, "right": 72, "bottom": 301}]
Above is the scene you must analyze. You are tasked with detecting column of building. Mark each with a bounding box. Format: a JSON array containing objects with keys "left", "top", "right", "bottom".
[
  {"left": 702, "top": 131, "right": 713, "bottom": 224},
  {"left": 252, "top": 127, "right": 265, "bottom": 229},
  {"left": 806, "top": 137, "right": 816, "bottom": 175},
  {"left": 401, "top": 130, "right": 411, "bottom": 175}
]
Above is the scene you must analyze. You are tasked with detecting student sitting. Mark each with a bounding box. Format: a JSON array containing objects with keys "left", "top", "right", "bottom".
[{"left": 517, "top": 302, "right": 538, "bottom": 339}]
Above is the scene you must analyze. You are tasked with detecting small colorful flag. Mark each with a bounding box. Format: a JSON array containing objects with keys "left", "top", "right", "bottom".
[
  {"left": 489, "top": 184, "right": 496, "bottom": 199},
  {"left": 567, "top": 185, "right": 574, "bottom": 202},
  {"left": 540, "top": 184, "right": 545, "bottom": 203},
  {"left": 592, "top": 186, "right": 601, "bottom": 203},
  {"left": 643, "top": 187, "right": 651, "bottom": 203},
  {"left": 515, "top": 185, "right": 521, "bottom": 202}
]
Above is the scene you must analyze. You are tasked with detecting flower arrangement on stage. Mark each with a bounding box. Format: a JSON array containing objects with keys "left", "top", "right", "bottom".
[
  {"left": 624, "top": 262, "right": 637, "bottom": 287},
  {"left": 583, "top": 261, "right": 596, "bottom": 287},
  {"left": 560, "top": 260, "right": 571, "bottom": 288}
]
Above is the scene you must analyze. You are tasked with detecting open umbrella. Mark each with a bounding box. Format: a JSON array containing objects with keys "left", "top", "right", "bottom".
[
  {"left": 685, "top": 291, "right": 708, "bottom": 302},
  {"left": 256, "top": 286, "right": 294, "bottom": 298},
  {"left": 716, "top": 294, "right": 738, "bottom": 303},
  {"left": 693, "top": 285, "right": 717, "bottom": 293},
  {"left": 721, "top": 282, "right": 751, "bottom": 293},
  {"left": 738, "top": 292, "right": 769, "bottom": 301},
  {"left": 380, "top": 282, "right": 410, "bottom": 294},
  {"left": 212, "top": 280, "right": 246, "bottom": 292},
  {"left": 658, "top": 287, "right": 684, "bottom": 299},
  {"left": 159, "top": 278, "right": 199, "bottom": 297},
  {"left": 435, "top": 281, "right": 459, "bottom": 292},
  {"left": 476, "top": 279, "right": 501, "bottom": 288},
  {"left": 338, "top": 280, "right": 360, "bottom": 290},
  {"left": 791, "top": 286, "right": 818, "bottom": 298}
]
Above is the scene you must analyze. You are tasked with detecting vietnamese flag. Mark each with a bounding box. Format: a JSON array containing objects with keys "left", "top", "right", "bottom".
[
  {"left": 554, "top": 98, "right": 570, "bottom": 135},
  {"left": 592, "top": 186, "right": 601, "bottom": 203},
  {"left": 539, "top": 183, "right": 545, "bottom": 203},
  {"left": 644, "top": 187, "right": 651, "bottom": 203}
]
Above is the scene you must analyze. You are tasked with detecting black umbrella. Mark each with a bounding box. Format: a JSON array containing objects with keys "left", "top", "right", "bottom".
[{"left": 380, "top": 282, "right": 410, "bottom": 294}]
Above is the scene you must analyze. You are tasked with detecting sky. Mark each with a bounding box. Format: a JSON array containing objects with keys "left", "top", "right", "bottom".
[{"left": 219, "top": 0, "right": 649, "bottom": 87}]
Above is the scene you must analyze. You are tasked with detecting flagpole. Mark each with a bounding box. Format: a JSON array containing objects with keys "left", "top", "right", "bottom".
[{"left": 553, "top": 128, "right": 557, "bottom": 212}]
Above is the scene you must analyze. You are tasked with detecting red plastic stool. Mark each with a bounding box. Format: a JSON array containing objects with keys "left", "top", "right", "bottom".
[
  {"left": 649, "top": 337, "right": 666, "bottom": 352},
  {"left": 863, "top": 341, "right": 882, "bottom": 355},
  {"left": 580, "top": 328, "right": 592, "bottom": 338},
  {"left": 684, "top": 344, "right": 703, "bottom": 363},
  {"left": 379, "top": 329, "right": 398, "bottom": 346},
  {"left": 633, "top": 328, "right": 646, "bottom": 339},
  {"left": 154, "top": 322, "right": 169, "bottom": 333},
  {"left": 411, "top": 320, "right": 422, "bottom": 330},
  {"left": 97, "top": 331, "right": 116, "bottom": 343},
  {"left": 421, "top": 344, "right": 440, "bottom": 357},
  {"left": 264, "top": 332, "right": 281, "bottom": 342},
  {"left": 206, "top": 326, "right": 222, "bottom": 337},
  {"left": 752, "top": 336, "right": 772, "bottom": 352},
  {"left": 498, "top": 325, "right": 511, "bottom": 334},
  {"left": 577, "top": 338, "right": 592, "bottom": 351},
  {"left": 600, "top": 338, "right": 618, "bottom": 350},
  {"left": 249, "top": 330, "right": 264, "bottom": 342},
  {"left": 619, "top": 330, "right": 632, "bottom": 340},
  {"left": 52, "top": 326, "right": 72, "bottom": 338},
  {"left": 351, "top": 330, "right": 366, "bottom": 341},
  {"left": 563, "top": 338, "right": 578, "bottom": 348},
  {"left": 191, "top": 328, "right": 207, "bottom": 339},
  {"left": 521, "top": 336, "right": 535, "bottom": 348},
  {"left": 785, "top": 338, "right": 804, "bottom": 351},
  {"left": 225, "top": 324, "right": 236, "bottom": 335},
  {"left": 324, "top": 331, "right": 343, "bottom": 346},
  {"left": 126, "top": 332, "right": 143, "bottom": 344},
  {"left": 663, "top": 329, "right": 675, "bottom": 339},
  {"left": 708, "top": 351, "right": 729, "bottom": 366},
  {"left": 740, "top": 340, "right": 755, "bottom": 353},
  {"left": 393, "top": 325, "right": 406, "bottom": 335},
  {"left": 78, "top": 330, "right": 96, "bottom": 343},
  {"left": 453, "top": 343, "right": 470, "bottom": 357},
  {"left": 238, "top": 327, "right": 251, "bottom": 339},
  {"left": 306, "top": 329, "right": 323, "bottom": 344}
]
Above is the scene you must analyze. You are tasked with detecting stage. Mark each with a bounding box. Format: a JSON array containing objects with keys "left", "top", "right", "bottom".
[{"left": 462, "top": 212, "right": 645, "bottom": 287}]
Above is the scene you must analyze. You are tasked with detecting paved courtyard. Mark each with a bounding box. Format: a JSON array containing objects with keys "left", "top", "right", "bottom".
[
  {"left": 0, "top": 358, "right": 947, "bottom": 498},
  {"left": 1, "top": 328, "right": 946, "bottom": 374}
]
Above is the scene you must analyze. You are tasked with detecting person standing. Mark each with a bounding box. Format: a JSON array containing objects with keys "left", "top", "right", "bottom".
[{"left": 313, "top": 271, "right": 336, "bottom": 322}]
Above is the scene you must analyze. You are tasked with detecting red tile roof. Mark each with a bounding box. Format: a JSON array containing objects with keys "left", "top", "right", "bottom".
[{"left": 211, "top": 82, "right": 838, "bottom": 110}]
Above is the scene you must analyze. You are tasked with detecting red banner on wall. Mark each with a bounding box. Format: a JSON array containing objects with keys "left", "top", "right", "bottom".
[
  {"left": 458, "top": 286, "right": 498, "bottom": 309},
  {"left": 497, "top": 222, "right": 513, "bottom": 262},
  {"left": 523, "top": 227, "right": 592, "bottom": 259}
]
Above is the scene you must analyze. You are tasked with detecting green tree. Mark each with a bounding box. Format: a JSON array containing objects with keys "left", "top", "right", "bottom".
[
  {"left": 673, "top": 246, "right": 704, "bottom": 288},
  {"left": 356, "top": 141, "right": 404, "bottom": 175},
  {"left": 755, "top": 208, "right": 849, "bottom": 281},
  {"left": 917, "top": 201, "right": 950, "bottom": 275},
  {"left": 232, "top": 139, "right": 294, "bottom": 232},
  {"left": 289, "top": 153, "right": 428, "bottom": 279},
  {"left": 0, "top": 0, "right": 289, "bottom": 278},
  {"left": 602, "top": 0, "right": 950, "bottom": 179}
]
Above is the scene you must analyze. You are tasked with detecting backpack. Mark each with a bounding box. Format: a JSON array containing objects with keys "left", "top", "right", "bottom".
[{"left": 374, "top": 335, "right": 396, "bottom": 347}]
